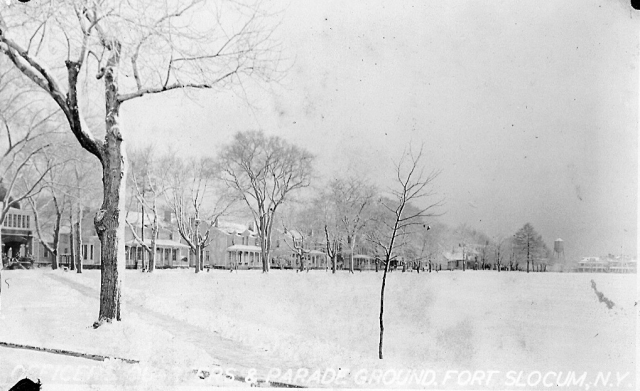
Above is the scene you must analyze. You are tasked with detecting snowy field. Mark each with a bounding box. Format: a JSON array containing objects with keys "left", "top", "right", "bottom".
[{"left": 0, "top": 268, "right": 636, "bottom": 390}]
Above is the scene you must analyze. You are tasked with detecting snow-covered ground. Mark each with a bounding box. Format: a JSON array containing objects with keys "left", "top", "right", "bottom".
[{"left": 0, "top": 268, "right": 636, "bottom": 390}]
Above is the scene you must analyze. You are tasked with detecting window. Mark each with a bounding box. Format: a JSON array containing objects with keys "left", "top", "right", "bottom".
[
  {"left": 172, "top": 249, "right": 177, "bottom": 261},
  {"left": 90, "top": 245, "right": 94, "bottom": 260},
  {"left": 83, "top": 245, "right": 88, "bottom": 260},
  {"left": 17, "top": 215, "right": 21, "bottom": 228},
  {"left": 206, "top": 251, "right": 210, "bottom": 262},
  {"left": 26, "top": 216, "right": 30, "bottom": 228},
  {"left": 12, "top": 214, "right": 16, "bottom": 227}
]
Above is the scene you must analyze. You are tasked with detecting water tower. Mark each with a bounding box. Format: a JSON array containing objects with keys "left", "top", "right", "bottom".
[{"left": 554, "top": 238, "right": 564, "bottom": 259}]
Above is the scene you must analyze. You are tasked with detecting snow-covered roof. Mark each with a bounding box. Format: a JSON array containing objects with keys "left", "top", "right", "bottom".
[
  {"left": 443, "top": 251, "right": 464, "bottom": 261},
  {"left": 214, "top": 219, "right": 257, "bottom": 236},
  {"left": 226, "top": 244, "right": 262, "bottom": 252},
  {"left": 578, "top": 257, "right": 607, "bottom": 264},
  {"left": 125, "top": 239, "right": 190, "bottom": 249}
]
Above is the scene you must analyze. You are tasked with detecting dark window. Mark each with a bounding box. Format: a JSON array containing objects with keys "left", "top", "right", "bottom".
[{"left": 17, "top": 215, "right": 21, "bottom": 228}]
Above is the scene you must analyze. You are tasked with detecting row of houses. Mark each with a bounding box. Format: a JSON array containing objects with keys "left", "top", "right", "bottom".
[
  {"left": 575, "top": 256, "right": 637, "bottom": 273},
  {"left": 2, "top": 202, "right": 636, "bottom": 274},
  {"left": 0, "top": 204, "right": 343, "bottom": 270},
  {"left": 1, "top": 203, "right": 433, "bottom": 271}
]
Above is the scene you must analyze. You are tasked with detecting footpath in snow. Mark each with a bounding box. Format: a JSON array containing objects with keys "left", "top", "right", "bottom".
[{"left": 0, "top": 270, "right": 266, "bottom": 390}]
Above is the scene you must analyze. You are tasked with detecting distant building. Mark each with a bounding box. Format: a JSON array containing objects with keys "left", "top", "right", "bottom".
[
  {"left": 442, "top": 246, "right": 480, "bottom": 270},
  {"left": 1, "top": 205, "right": 48, "bottom": 263},
  {"left": 123, "top": 211, "right": 190, "bottom": 269},
  {"left": 576, "top": 256, "right": 636, "bottom": 273}
]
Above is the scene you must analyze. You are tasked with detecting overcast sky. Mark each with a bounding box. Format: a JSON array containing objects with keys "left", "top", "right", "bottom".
[{"left": 122, "top": 0, "right": 638, "bottom": 261}]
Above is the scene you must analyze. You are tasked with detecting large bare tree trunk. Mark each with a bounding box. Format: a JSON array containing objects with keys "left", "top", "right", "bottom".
[
  {"left": 260, "top": 221, "right": 272, "bottom": 273},
  {"left": 349, "top": 240, "right": 355, "bottom": 273},
  {"left": 94, "top": 42, "right": 127, "bottom": 324},
  {"left": 195, "top": 244, "right": 201, "bottom": 273},
  {"left": 149, "top": 224, "right": 157, "bottom": 272},
  {"left": 51, "top": 209, "right": 62, "bottom": 270}
]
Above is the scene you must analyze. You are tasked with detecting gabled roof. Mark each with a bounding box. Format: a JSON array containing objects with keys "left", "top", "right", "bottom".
[
  {"left": 125, "top": 239, "right": 190, "bottom": 249},
  {"left": 578, "top": 257, "right": 607, "bottom": 264},
  {"left": 443, "top": 251, "right": 464, "bottom": 261},
  {"left": 214, "top": 219, "right": 258, "bottom": 236},
  {"left": 227, "top": 244, "right": 262, "bottom": 252},
  {"left": 125, "top": 211, "right": 173, "bottom": 229}
]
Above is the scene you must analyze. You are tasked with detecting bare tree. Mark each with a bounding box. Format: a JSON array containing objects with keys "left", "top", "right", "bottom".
[
  {"left": 279, "top": 226, "right": 307, "bottom": 272},
  {"left": 366, "top": 146, "right": 443, "bottom": 359},
  {"left": 27, "top": 150, "right": 72, "bottom": 270},
  {"left": 513, "top": 223, "right": 546, "bottom": 273},
  {"left": 278, "top": 203, "right": 318, "bottom": 272},
  {"left": 28, "top": 191, "right": 65, "bottom": 270},
  {"left": 328, "top": 177, "right": 376, "bottom": 274},
  {"left": 312, "top": 188, "right": 342, "bottom": 273},
  {"left": 0, "top": 0, "right": 282, "bottom": 324},
  {"left": 68, "top": 156, "right": 101, "bottom": 272},
  {"left": 126, "top": 145, "right": 162, "bottom": 272},
  {"left": 219, "top": 130, "right": 314, "bottom": 273},
  {"left": 163, "top": 155, "right": 233, "bottom": 273},
  {"left": 492, "top": 236, "right": 509, "bottom": 272},
  {"left": 0, "top": 66, "right": 61, "bottom": 311}
]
